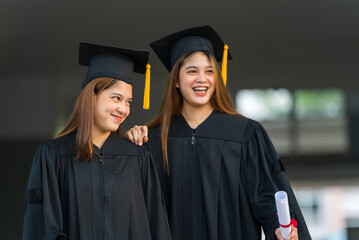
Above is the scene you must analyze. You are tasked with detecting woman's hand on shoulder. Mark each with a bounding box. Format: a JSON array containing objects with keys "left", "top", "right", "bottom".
[
  {"left": 124, "top": 125, "right": 148, "bottom": 146},
  {"left": 275, "top": 226, "right": 298, "bottom": 240}
]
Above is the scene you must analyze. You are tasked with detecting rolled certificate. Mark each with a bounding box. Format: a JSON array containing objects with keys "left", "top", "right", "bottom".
[{"left": 275, "top": 191, "right": 291, "bottom": 239}]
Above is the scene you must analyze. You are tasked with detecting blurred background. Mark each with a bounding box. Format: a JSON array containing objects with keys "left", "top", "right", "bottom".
[{"left": 1, "top": 0, "right": 359, "bottom": 239}]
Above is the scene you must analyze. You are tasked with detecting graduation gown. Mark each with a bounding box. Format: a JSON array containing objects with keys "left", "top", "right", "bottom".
[
  {"left": 23, "top": 132, "right": 171, "bottom": 240},
  {"left": 147, "top": 110, "right": 311, "bottom": 240}
]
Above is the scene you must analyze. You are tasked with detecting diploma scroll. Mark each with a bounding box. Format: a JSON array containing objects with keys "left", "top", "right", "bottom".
[{"left": 275, "top": 191, "right": 291, "bottom": 239}]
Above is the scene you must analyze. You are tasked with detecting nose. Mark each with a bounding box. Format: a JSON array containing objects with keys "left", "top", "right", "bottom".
[
  {"left": 116, "top": 102, "right": 127, "bottom": 115},
  {"left": 196, "top": 70, "right": 206, "bottom": 83}
]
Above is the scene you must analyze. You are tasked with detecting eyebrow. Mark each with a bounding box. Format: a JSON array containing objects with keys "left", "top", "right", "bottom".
[
  {"left": 185, "top": 65, "right": 213, "bottom": 70},
  {"left": 111, "top": 92, "right": 133, "bottom": 100},
  {"left": 112, "top": 92, "right": 124, "bottom": 97}
]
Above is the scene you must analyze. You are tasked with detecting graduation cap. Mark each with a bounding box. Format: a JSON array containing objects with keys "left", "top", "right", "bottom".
[
  {"left": 149, "top": 25, "right": 233, "bottom": 85},
  {"left": 79, "top": 42, "right": 151, "bottom": 109}
]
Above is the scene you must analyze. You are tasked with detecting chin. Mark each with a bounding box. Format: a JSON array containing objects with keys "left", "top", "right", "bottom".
[
  {"left": 112, "top": 126, "right": 121, "bottom": 132},
  {"left": 194, "top": 101, "right": 211, "bottom": 107},
  {"left": 108, "top": 124, "right": 120, "bottom": 132}
]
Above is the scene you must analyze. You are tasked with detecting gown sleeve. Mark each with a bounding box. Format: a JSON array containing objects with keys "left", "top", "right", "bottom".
[
  {"left": 259, "top": 125, "right": 312, "bottom": 239},
  {"left": 22, "top": 141, "right": 67, "bottom": 240},
  {"left": 242, "top": 121, "right": 311, "bottom": 240},
  {"left": 138, "top": 147, "right": 172, "bottom": 240},
  {"left": 241, "top": 124, "right": 279, "bottom": 240}
]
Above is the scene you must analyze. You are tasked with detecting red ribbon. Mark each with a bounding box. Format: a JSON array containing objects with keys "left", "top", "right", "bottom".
[
  {"left": 276, "top": 212, "right": 298, "bottom": 236},
  {"left": 279, "top": 219, "right": 297, "bottom": 228},
  {"left": 279, "top": 219, "right": 298, "bottom": 234},
  {"left": 279, "top": 222, "right": 291, "bottom": 228},
  {"left": 276, "top": 213, "right": 298, "bottom": 229}
]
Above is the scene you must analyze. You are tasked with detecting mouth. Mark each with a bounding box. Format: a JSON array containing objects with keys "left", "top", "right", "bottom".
[
  {"left": 192, "top": 86, "right": 208, "bottom": 94},
  {"left": 111, "top": 114, "right": 123, "bottom": 122}
]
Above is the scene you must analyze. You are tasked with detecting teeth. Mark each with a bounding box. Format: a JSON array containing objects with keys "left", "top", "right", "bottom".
[{"left": 193, "top": 87, "right": 208, "bottom": 91}]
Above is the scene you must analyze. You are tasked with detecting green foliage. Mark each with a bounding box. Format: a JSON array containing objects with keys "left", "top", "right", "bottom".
[{"left": 295, "top": 89, "right": 345, "bottom": 119}]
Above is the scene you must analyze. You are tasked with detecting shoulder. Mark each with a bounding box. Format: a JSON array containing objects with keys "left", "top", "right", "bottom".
[
  {"left": 50, "top": 132, "right": 77, "bottom": 156},
  {"left": 196, "top": 111, "right": 249, "bottom": 142},
  {"left": 102, "top": 133, "right": 149, "bottom": 156},
  {"left": 241, "top": 118, "right": 270, "bottom": 142},
  {"left": 31, "top": 134, "right": 76, "bottom": 167},
  {"left": 201, "top": 111, "right": 270, "bottom": 143},
  {"left": 148, "top": 125, "right": 161, "bottom": 139},
  {"left": 34, "top": 132, "right": 76, "bottom": 156}
]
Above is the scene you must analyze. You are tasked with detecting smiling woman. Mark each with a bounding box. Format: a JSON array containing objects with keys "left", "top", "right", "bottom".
[
  {"left": 93, "top": 80, "right": 133, "bottom": 146},
  {"left": 126, "top": 25, "right": 311, "bottom": 240},
  {"left": 22, "top": 42, "right": 171, "bottom": 240},
  {"left": 176, "top": 51, "right": 216, "bottom": 128}
]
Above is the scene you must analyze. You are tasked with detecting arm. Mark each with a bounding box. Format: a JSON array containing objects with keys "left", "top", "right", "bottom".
[
  {"left": 138, "top": 147, "right": 172, "bottom": 240},
  {"left": 259, "top": 125, "right": 311, "bottom": 239},
  {"left": 242, "top": 137, "right": 280, "bottom": 239},
  {"left": 124, "top": 125, "right": 148, "bottom": 146},
  {"left": 23, "top": 142, "right": 67, "bottom": 240},
  {"left": 242, "top": 123, "right": 300, "bottom": 240}
]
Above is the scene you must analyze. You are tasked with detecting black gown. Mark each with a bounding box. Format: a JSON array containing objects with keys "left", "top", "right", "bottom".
[
  {"left": 147, "top": 111, "right": 311, "bottom": 240},
  {"left": 23, "top": 132, "right": 171, "bottom": 240}
]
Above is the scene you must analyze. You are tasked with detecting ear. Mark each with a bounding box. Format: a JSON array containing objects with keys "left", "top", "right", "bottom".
[{"left": 175, "top": 82, "right": 179, "bottom": 88}]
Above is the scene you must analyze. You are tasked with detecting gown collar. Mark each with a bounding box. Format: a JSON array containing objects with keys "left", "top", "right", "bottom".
[
  {"left": 168, "top": 110, "right": 249, "bottom": 142},
  {"left": 169, "top": 110, "right": 217, "bottom": 137},
  {"left": 92, "top": 132, "right": 137, "bottom": 156},
  {"left": 93, "top": 132, "right": 116, "bottom": 153}
]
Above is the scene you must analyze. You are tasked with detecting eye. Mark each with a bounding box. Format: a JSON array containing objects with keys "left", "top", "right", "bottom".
[
  {"left": 186, "top": 68, "right": 197, "bottom": 74},
  {"left": 112, "top": 96, "right": 121, "bottom": 101},
  {"left": 206, "top": 69, "right": 214, "bottom": 74},
  {"left": 126, "top": 100, "right": 132, "bottom": 106}
]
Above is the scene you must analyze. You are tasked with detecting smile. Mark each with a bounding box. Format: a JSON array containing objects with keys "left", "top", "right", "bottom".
[
  {"left": 112, "top": 114, "right": 123, "bottom": 122},
  {"left": 192, "top": 87, "right": 208, "bottom": 93}
]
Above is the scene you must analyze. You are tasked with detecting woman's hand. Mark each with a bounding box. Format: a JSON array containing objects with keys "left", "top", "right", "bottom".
[
  {"left": 124, "top": 125, "right": 148, "bottom": 146},
  {"left": 275, "top": 226, "right": 298, "bottom": 240}
]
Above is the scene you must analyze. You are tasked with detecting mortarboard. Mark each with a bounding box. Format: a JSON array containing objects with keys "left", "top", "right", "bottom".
[
  {"left": 79, "top": 42, "right": 151, "bottom": 109},
  {"left": 149, "top": 25, "right": 232, "bottom": 85}
]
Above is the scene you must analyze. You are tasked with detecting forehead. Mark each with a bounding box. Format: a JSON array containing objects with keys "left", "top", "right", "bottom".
[
  {"left": 105, "top": 80, "right": 133, "bottom": 95},
  {"left": 182, "top": 51, "right": 212, "bottom": 67}
]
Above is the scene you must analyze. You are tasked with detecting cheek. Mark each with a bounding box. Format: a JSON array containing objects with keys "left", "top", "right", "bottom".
[
  {"left": 177, "top": 75, "right": 192, "bottom": 90},
  {"left": 107, "top": 102, "right": 117, "bottom": 112},
  {"left": 209, "top": 76, "right": 215, "bottom": 86},
  {"left": 178, "top": 71, "right": 188, "bottom": 88},
  {"left": 123, "top": 105, "right": 130, "bottom": 117},
  {"left": 176, "top": 75, "right": 183, "bottom": 88}
]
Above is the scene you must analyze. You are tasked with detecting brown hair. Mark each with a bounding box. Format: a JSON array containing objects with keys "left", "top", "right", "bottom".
[
  {"left": 57, "top": 77, "right": 120, "bottom": 161},
  {"left": 147, "top": 51, "right": 238, "bottom": 172}
]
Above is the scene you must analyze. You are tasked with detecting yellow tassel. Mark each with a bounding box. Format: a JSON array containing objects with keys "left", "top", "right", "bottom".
[
  {"left": 143, "top": 63, "right": 151, "bottom": 110},
  {"left": 221, "top": 44, "right": 229, "bottom": 86}
]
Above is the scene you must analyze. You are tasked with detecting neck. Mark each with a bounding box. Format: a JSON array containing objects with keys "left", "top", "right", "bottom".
[
  {"left": 92, "top": 128, "right": 111, "bottom": 149},
  {"left": 181, "top": 104, "right": 214, "bottom": 129}
]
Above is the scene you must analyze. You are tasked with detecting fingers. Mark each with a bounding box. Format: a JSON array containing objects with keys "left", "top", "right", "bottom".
[
  {"left": 140, "top": 125, "right": 149, "bottom": 143},
  {"left": 133, "top": 125, "right": 143, "bottom": 146},
  {"left": 275, "top": 226, "right": 298, "bottom": 240},
  {"left": 287, "top": 226, "right": 298, "bottom": 240},
  {"left": 275, "top": 228, "right": 284, "bottom": 240},
  {"left": 124, "top": 125, "right": 148, "bottom": 146},
  {"left": 124, "top": 130, "right": 134, "bottom": 142}
]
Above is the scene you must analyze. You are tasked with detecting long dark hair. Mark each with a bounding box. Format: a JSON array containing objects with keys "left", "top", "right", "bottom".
[
  {"left": 147, "top": 51, "right": 238, "bottom": 172},
  {"left": 57, "top": 77, "right": 120, "bottom": 161}
]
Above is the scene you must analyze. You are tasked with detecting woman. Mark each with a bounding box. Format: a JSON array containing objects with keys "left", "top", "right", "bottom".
[
  {"left": 126, "top": 26, "right": 311, "bottom": 239},
  {"left": 22, "top": 42, "right": 171, "bottom": 240}
]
